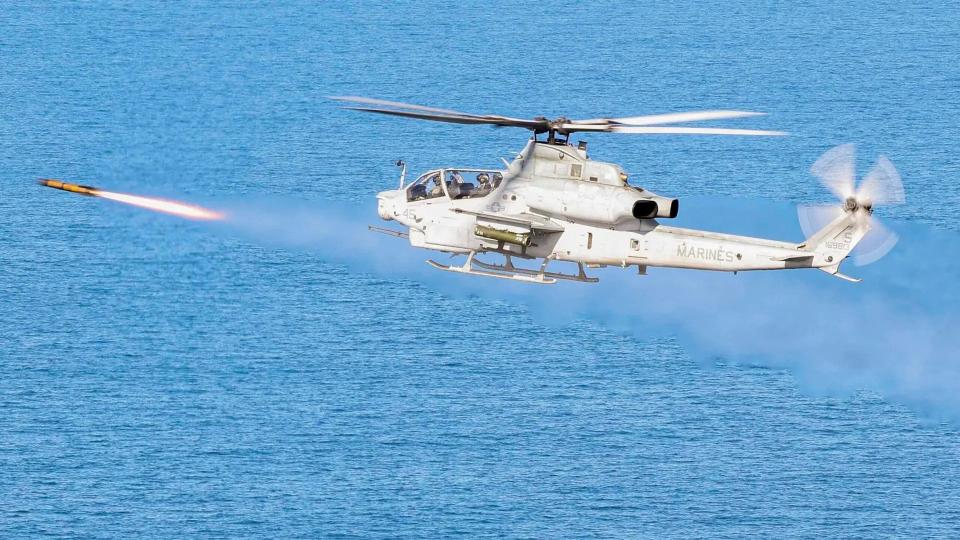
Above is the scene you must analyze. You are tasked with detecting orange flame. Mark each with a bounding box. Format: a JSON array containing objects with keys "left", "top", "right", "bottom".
[{"left": 94, "top": 190, "right": 224, "bottom": 221}]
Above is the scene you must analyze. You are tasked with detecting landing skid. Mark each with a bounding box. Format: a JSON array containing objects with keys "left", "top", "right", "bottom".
[{"left": 426, "top": 252, "right": 598, "bottom": 285}]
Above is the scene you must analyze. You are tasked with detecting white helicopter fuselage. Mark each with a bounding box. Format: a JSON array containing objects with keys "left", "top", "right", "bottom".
[{"left": 376, "top": 140, "right": 867, "bottom": 283}]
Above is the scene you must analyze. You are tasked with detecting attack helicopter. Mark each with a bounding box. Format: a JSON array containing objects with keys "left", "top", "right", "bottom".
[{"left": 332, "top": 96, "right": 904, "bottom": 284}]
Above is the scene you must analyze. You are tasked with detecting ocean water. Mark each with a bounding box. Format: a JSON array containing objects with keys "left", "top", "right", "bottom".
[{"left": 3, "top": 2, "right": 960, "bottom": 537}]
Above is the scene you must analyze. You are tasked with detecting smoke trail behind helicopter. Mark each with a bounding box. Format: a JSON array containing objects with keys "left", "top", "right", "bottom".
[{"left": 223, "top": 196, "right": 960, "bottom": 423}]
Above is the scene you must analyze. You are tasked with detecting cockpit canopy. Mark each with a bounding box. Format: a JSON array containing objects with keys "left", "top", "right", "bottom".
[{"left": 406, "top": 168, "right": 503, "bottom": 202}]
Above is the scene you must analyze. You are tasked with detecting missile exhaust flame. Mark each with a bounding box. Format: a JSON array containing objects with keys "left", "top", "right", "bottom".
[
  {"left": 94, "top": 191, "right": 224, "bottom": 220},
  {"left": 39, "top": 178, "right": 224, "bottom": 221}
]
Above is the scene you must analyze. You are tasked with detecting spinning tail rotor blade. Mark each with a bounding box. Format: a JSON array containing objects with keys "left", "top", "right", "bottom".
[
  {"left": 857, "top": 155, "right": 905, "bottom": 206},
  {"left": 854, "top": 216, "right": 900, "bottom": 266},
  {"left": 798, "top": 204, "right": 844, "bottom": 238},
  {"left": 810, "top": 143, "right": 856, "bottom": 200}
]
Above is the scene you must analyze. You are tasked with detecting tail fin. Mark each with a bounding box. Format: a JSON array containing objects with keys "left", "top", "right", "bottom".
[{"left": 800, "top": 210, "right": 870, "bottom": 282}]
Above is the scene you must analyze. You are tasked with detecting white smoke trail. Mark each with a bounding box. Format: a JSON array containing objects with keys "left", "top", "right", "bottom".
[{"left": 223, "top": 196, "right": 960, "bottom": 421}]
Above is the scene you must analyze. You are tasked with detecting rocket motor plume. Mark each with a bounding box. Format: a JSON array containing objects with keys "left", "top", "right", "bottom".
[
  {"left": 39, "top": 178, "right": 224, "bottom": 221},
  {"left": 94, "top": 191, "right": 224, "bottom": 220}
]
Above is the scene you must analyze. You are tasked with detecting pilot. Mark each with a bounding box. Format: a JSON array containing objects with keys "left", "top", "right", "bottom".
[
  {"left": 491, "top": 172, "right": 503, "bottom": 188},
  {"left": 475, "top": 172, "right": 491, "bottom": 195},
  {"left": 428, "top": 173, "right": 444, "bottom": 197}
]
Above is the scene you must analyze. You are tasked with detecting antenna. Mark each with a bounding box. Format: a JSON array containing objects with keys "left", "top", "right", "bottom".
[{"left": 395, "top": 159, "right": 406, "bottom": 188}]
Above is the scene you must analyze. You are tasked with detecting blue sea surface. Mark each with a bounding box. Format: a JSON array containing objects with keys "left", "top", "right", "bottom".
[{"left": 2, "top": 2, "right": 960, "bottom": 537}]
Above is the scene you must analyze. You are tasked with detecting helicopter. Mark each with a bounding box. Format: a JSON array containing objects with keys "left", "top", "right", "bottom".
[{"left": 332, "top": 96, "right": 904, "bottom": 284}]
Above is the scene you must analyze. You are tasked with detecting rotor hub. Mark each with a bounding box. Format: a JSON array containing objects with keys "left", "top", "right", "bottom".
[{"left": 843, "top": 196, "right": 874, "bottom": 214}]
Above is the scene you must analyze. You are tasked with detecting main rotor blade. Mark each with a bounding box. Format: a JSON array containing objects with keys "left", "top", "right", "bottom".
[
  {"left": 609, "top": 126, "right": 787, "bottom": 136},
  {"left": 559, "top": 123, "right": 610, "bottom": 132},
  {"left": 332, "top": 96, "right": 784, "bottom": 135},
  {"left": 857, "top": 155, "right": 905, "bottom": 206},
  {"left": 329, "top": 95, "right": 477, "bottom": 117},
  {"left": 343, "top": 107, "right": 547, "bottom": 129},
  {"left": 574, "top": 110, "right": 765, "bottom": 126},
  {"left": 810, "top": 143, "right": 856, "bottom": 200},
  {"left": 854, "top": 216, "right": 899, "bottom": 266},
  {"left": 332, "top": 96, "right": 543, "bottom": 128}
]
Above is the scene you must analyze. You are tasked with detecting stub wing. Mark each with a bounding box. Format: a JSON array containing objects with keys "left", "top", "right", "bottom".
[{"left": 450, "top": 208, "right": 565, "bottom": 233}]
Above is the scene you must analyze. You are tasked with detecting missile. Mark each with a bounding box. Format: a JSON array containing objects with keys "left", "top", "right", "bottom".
[
  {"left": 38, "top": 178, "right": 225, "bottom": 220},
  {"left": 38, "top": 178, "right": 99, "bottom": 196},
  {"left": 475, "top": 224, "right": 531, "bottom": 247}
]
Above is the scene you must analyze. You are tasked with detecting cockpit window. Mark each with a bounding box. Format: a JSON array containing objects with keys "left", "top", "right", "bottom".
[
  {"left": 406, "top": 171, "right": 446, "bottom": 202},
  {"left": 443, "top": 169, "right": 503, "bottom": 200},
  {"left": 407, "top": 169, "right": 504, "bottom": 202}
]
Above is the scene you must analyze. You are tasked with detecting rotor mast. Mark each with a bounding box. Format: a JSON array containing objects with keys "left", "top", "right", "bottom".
[{"left": 534, "top": 117, "right": 573, "bottom": 145}]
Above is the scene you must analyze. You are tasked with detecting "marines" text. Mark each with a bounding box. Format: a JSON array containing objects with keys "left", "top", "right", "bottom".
[{"left": 677, "top": 244, "right": 738, "bottom": 262}]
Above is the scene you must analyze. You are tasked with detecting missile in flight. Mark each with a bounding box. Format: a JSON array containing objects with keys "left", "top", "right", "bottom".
[
  {"left": 38, "top": 179, "right": 99, "bottom": 196},
  {"left": 38, "top": 178, "right": 224, "bottom": 221}
]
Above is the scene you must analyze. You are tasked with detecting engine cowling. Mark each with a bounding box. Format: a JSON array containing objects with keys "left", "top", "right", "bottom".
[{"left": 517, "top": 180, "right": 679, "bottom": 224}]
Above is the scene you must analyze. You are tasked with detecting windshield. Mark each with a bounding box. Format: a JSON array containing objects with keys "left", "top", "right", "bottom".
[
  {"left": 406, "top": 170, "right": 445, "bottom": 202},
  {"left": 407, "top": 169, "right": 503, "bottom": 202}
]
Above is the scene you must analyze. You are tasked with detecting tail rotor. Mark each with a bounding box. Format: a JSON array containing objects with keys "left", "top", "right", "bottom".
[{"left": 798, "top": 144, "right": 904, "bottom": 266}]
